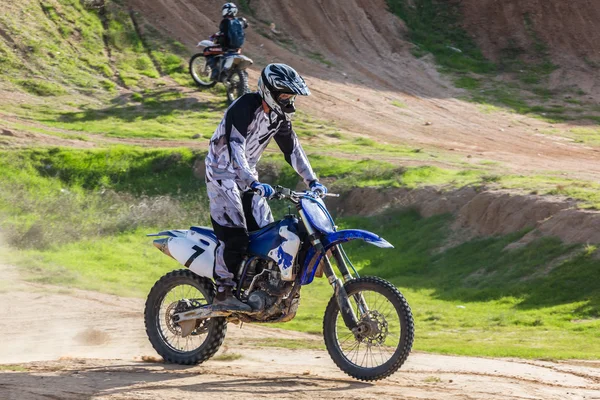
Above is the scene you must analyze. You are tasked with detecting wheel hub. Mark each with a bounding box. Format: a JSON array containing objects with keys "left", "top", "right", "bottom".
[
  {"left": 355, "top": 310, "right": 389, "bottom": 345},
  {"left": 166, "top": 299, "right": 208, "bottom": 336}
]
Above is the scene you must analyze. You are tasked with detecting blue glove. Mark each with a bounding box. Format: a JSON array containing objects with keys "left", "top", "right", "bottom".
[
  {"left": 251, "top": 181, "right": 274, "bottom": 198},
  {"left": 309, "top": 181, "right": 327, "bottom": 197}
]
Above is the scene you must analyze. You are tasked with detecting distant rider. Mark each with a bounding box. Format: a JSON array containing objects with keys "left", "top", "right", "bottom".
[
  {"left": 211, "top": 3, "right": 248, "bottom": 81},
  {"left": 205, "top": 64, "right": 328, "bottom": 311}
]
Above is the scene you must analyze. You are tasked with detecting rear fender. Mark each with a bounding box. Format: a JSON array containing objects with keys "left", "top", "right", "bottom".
[
  {"left": 148, "top": 227, "right": 217, "bottom": 279},
  {"left": 197, "top": 40, "right": 215, "bottom": 47},
  {"left": 299, "top": 229, "right": 393, "bottom": 285}
]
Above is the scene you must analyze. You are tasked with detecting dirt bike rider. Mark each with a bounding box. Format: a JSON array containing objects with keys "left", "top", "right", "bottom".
[
  {"left": 205, "top": 63, "right": 328, "bottom": 312},
  {"left": 210, "top": 3, "right": 249, "bottom": 82}
]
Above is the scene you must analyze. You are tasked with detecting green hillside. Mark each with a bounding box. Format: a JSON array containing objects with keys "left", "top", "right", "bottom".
[
  {"left": 1, "top": 148, "right": 599, "bottom": 359},
  {"left": 1, "top": 0, "right": 599, "bottom": 362}
]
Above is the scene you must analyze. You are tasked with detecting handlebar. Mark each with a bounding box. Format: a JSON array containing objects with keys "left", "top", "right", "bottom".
[
  {"left": 252, "top": 185, "right": 339, "bottom": 201},
  {"left": 272, "top": 186, "right": 339, "bottom": 201}
]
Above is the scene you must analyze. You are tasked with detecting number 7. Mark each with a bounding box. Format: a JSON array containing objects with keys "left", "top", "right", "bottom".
[{"left": 185, "top": 245, "right": 206, "bottom": 268}]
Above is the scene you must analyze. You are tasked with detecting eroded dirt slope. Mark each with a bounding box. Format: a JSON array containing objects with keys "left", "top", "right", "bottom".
[
  {"left": 126, "top": 0, "right": 600, "bottom": 182},
  {"left": 459, "top": 0, "right": 600, "bottom": 97}
]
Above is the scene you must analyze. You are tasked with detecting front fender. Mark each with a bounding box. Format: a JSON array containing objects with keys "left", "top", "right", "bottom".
[
  {"left": 232, "top": 54, "right": 253, "bottom": 70},
  {"left": 300, "top": 229, "right": 393, "bottom": 285},
  {"left": 323, "top": 229, "right": 393, "bottom": 249}
]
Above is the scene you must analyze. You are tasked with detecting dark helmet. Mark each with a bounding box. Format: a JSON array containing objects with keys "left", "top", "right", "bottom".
[{"left": 257, "top": 64, "right": 310, "bottom": 119}]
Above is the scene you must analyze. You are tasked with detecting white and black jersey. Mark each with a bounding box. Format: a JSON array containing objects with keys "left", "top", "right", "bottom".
[{"left": 205, "top": 92, "right": 318, "bottom": 190}]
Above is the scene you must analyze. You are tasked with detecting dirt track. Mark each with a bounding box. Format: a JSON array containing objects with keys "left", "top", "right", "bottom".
[{"left": 1, "top": 264, "right": 599, "bottom": 400}]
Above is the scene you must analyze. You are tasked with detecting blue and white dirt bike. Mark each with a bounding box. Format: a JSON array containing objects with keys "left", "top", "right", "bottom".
[{"left": 144, "top": 186, "right": 414, "bottom": 381}]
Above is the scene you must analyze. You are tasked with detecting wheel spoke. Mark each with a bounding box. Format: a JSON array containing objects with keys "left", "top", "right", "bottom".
[
  {"left": 157, "top": 283, "right": 210, "bottom": 354},
  {"left": 332, "top": 287, "right": 406, "bottom": 370}
]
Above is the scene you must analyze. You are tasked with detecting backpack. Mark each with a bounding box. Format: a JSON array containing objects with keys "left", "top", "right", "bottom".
[{"left": 227, "top": 18, "right": 245, "bottom": 49}]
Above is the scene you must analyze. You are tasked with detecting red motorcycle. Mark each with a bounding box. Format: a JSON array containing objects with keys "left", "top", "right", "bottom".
[{"left": 189, "top": 34, "right": 253, "bottom": 103}]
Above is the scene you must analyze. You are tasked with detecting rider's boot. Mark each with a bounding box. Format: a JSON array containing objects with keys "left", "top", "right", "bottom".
[{"left": 212, "top": 285, "right": 252, "bottom": 312}]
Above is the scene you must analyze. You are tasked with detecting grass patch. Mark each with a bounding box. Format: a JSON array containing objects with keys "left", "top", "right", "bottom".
[
  {"left": 0, "top": 364, "right": 29, "bottom": 372},
  {"left": 307, "top": 52, "right": 334, "bottom": 67},
  {"left": 499, "top": 174, "right": 600, "bottom": 208},
  {"left": 266, "top": 155, "right": 484, "bottom": 189},
  {"left": 568, "top": 127, "right": 600, "bottom": 145},
  {"left": 455, "top": 76, "right": 481, "bottom": 90},
  {"left": 292, "top": 111, "right": 343, "bottom": 140},
  {"left": 0, "top": 0, "right": 192, "bottom": 95},
  {"left": 10, "top": 230, "right": 194, "bottom": 297},
  {"left": 8, "top": 88, "right": 226, "bottom": 140},
  {"left": 244, "top": 338, "right": 325, "bottom": 350},
  {"left": 391, "top": 100, "right": 407, "bottom": 108},
  {"left": 212, "top": 352, "right": 243, "bottom": 361},
  {"left": 0, "top": 148, "right": 208, "bottom": 250},
  {"left": 16, "top": 79, "right": 67, "bottom": 96},
  {"left": 386, "top": 0, "right": 495, "bottom": 74}
]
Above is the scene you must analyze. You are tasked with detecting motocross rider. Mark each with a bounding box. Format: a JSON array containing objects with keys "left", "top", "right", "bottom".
[
  {"left": 211, "top": 3, "right": 249, "bottom": 81},
  {"left": 205, "top": 63, "right": 328, "bottom": 312}
]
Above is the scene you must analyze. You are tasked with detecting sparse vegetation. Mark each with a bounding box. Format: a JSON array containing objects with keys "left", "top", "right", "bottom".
[
  {"left": 0, "top": 0, "right": 189, "bottom": 95},
  {"left": 16, "top": 79, "right": 67, "bottom": 97},
  {"left": 307, "top": 52, "right": 334, "bottom": 67},
  {"left": 386, "top": 0, "right": 600, "bottom": 125},
  {"left": 386, "top": 0, "right": 494, "bottom": 74},
  {"left": 454, "top": 76, "right": 481, "bottom": 90},
  {"left": 244, "top": 338, "right": 325, "bottom": 350},
  {"left": 0, "top": 364, "right": 29, "bottom": 372},
  {"left": 212, "top": 352, "right": 243, "bottom": 361}
]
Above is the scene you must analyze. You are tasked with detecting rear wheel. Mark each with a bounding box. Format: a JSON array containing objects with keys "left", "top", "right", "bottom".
[
  {"left": 323, "top": 276, "right": 414, "bottom": 381},
  {"left": 144, "top": 269, "right": 226, "bottom": 365},
  {"left": 189, "top": 53, "right": 217, "bottom": 88},
  {"left": 226, "top": 69, "right": 249, "bottom": 104}
]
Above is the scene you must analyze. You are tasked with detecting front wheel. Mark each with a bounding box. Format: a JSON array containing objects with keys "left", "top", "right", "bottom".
[
  {"left": 323, "top": 276, "right": 414, "bottom": 381},
  {"left": 144, "top": 269, "right": 227, "bottom": 365},
  {"left": 226, "top": 69, "right": 249, "bottom": 104},
  {"left": 189, "top": 53, "right": 217, "bottom": 88}
]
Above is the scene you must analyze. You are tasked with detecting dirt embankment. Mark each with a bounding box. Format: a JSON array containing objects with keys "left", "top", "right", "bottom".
[
  {"left": 329, "top": 186, "right": 600, "bottom": 247},
  {"left": 459, "top": 0, "right": 600, "bottom": 98}
]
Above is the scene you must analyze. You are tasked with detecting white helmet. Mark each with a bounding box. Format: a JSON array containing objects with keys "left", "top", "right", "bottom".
[
  {"left": 258, "top": 64, "right": 310, "bottom": 119},
  {"left": 222, "top": 3, "right": 238, "bottom": 17}
]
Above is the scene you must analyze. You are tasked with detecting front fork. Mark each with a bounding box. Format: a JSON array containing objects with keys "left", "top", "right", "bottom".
[{"left": 299, "top": 209, "right": 368, "bottom": 333}]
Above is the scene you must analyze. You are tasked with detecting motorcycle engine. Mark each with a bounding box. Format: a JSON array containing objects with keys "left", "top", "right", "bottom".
[
  {"left": 244, "top": 259, "right": 290, "bottom": 313},
  {"left": 247, "top": 291, "right": 271, "bottom": 311}
]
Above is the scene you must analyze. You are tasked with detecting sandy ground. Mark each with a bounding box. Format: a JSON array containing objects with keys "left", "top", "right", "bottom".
[{"left": 0, "top": 264, "right": 599, "bottom": 400}]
